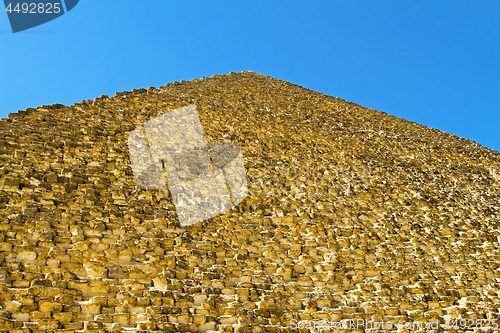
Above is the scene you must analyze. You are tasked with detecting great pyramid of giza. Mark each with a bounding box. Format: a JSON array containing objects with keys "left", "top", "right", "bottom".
[{"left": 0, "top": 71, "right": 499, "bottom": 332}]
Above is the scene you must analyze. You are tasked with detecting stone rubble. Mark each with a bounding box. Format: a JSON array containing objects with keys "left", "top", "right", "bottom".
[{"left": 0, "top": 71, "right": 499, "bottom": 332}]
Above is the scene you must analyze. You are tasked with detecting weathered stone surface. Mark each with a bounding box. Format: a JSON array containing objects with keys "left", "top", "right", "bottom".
[{"left": 0, "top": 71, "right": 499, "bottom": 332}]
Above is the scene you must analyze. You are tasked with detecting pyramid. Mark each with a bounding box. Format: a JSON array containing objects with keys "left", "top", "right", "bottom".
[{"left": 0, "top": 71, "right": 499, "bottom": 332}]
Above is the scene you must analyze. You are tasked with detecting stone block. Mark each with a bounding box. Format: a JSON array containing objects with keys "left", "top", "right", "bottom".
[
  {"left": 16, "top": 251, "right": 37, "bottom": 260},
  {"left": 0, "top": 242, "right": 12, "bottom": 251},
  {"left": 81, "top": 302, "right": 101, "bottom": 315},
  {"left": 39, "top": 301, "right": 63, "bottom": 312}
]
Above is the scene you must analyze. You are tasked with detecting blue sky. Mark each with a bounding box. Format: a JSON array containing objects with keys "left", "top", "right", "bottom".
[{"left": 1, "top": 1, "right": 499, "bottom": 152}]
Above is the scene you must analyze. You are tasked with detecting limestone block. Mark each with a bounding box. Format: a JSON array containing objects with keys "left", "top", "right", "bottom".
[
  {"left": 105, "top": 323, "right": 122, "bottom": 332},
  {"left": 137, "top": 322, "right": 156, "bottom": 330},
  {"left": 37, "top": 319, "right": 61, "bottom": 330},
  {"left": 63, "top": 321, "right": 84, "bottom": 330},
  {"left": 52, "top": 312, "right": 75, "bottom": 322},
  {"left": 118, "top": 250, "right": 133, "bottom": 262},
  {"left": 4, "top": 300, "right": 22, "bottom": 311},
  {"left": 81, "top": 301, "right": 101, "bottom": 315},
  {"left": 85, "top": 264, "right": 108, "bottom": 279},
  {"left": 39, "top": 301, "right": 63, "bottom": 312},
  {"left": 83, "top": 321, "right": 103, "bottom": 330},
  {"left": 2, "top": 177, "right": 20, "bottom": 189},
  {"left": 0, "top": 242, "right": 12, "bottom": 251},
  {"left": 220, "top": 316, "right": 238, "bottom": 324},
  {"left": 193, "top": 314, "right": 207, "bottom": 325},
  {"left": 364, "top": 268, "right": 381, "bottom": 277},
  {"left": 46, "top": 258, "right": 61, "bottom": 267},
  {"left": 276, "top": 266, "right": 293, "bottom": 281},
  {"left": 10, "top": 313, "right": 30, "bottom": 322},
  {"left": 113, "top": 313, "right": 130, "bottom": 326},
  {"left": 16, "top": 251, "right": 37, "bottom": 260},
  {"left": 130, "top": 313, "right": 150, "bottom": 325}
]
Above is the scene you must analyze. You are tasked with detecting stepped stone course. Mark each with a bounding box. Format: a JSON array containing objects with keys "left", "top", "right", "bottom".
[{"left": 0, "top": 71, "right": 499, "bottom": 332}]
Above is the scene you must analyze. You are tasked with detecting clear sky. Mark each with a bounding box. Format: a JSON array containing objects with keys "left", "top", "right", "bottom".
[{"left": 1, "top": 1, "right": 499, "bottom": 152}]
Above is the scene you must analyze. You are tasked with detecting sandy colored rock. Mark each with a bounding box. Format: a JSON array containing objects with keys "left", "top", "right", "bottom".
[{"left": 0, "top": 72, "right": 499, "bottom": 332}]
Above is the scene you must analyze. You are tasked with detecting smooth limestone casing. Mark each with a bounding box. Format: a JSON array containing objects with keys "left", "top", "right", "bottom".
[{"left": 0, "top": 72, "right": 499, "bottom": 332}]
